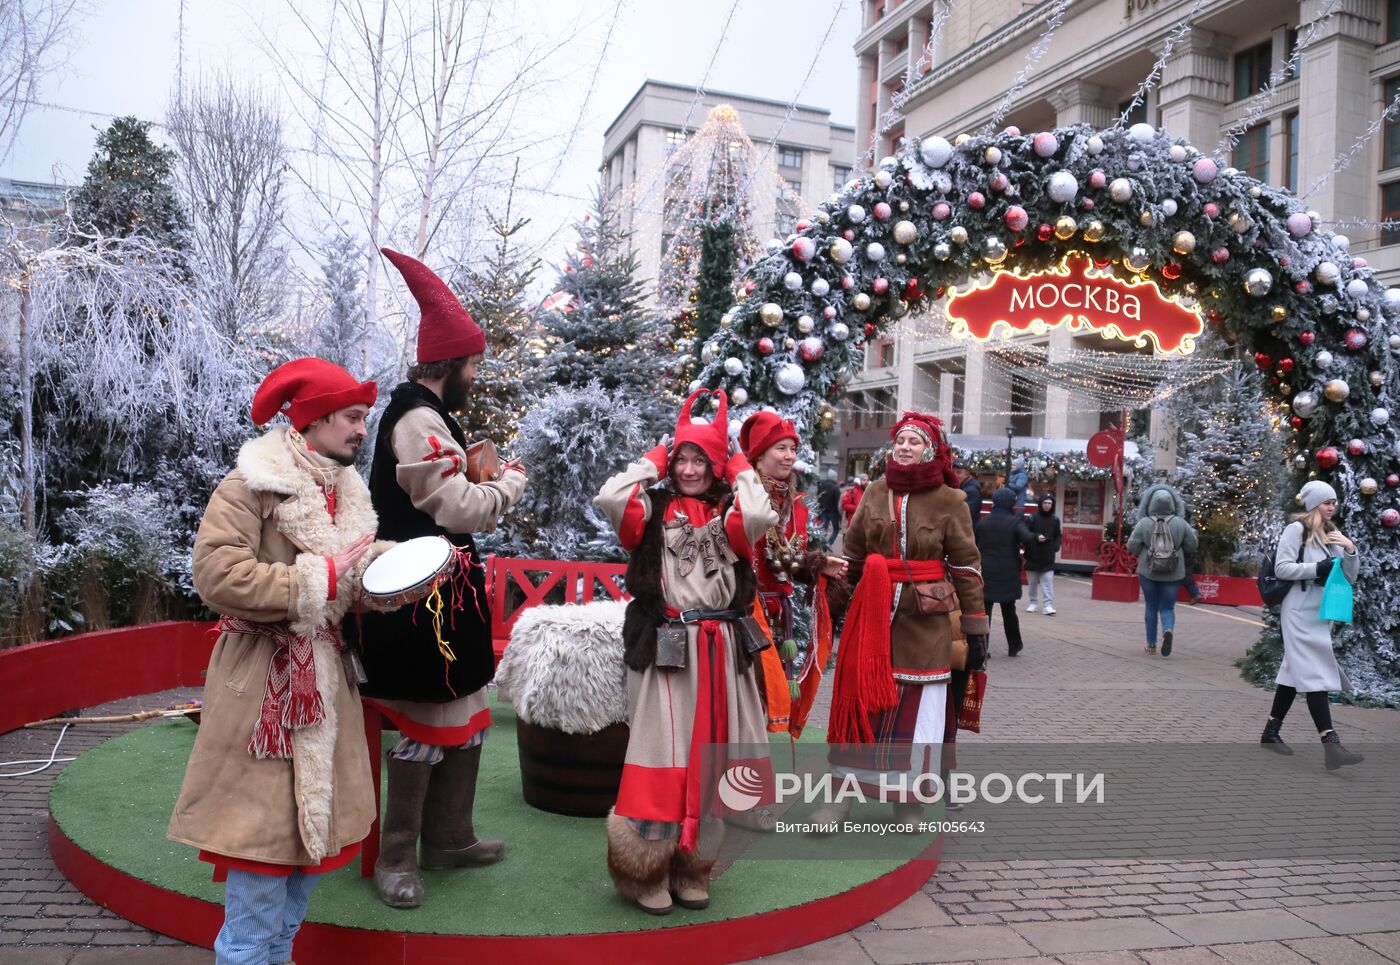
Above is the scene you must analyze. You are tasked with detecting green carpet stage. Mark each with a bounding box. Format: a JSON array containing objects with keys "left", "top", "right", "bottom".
[{"left": 49, "top": 700, "right": 939, "bottom": 963}]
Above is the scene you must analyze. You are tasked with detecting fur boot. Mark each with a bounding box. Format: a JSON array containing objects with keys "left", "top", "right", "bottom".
[
  {"left": 420, "top": 744, "right": 505, "bottom": 868},
  {"left": 669, "top": 846, "right": 715, "bottom": 910},
  {"left": 605, "top": 809, "right": 674, "bottom": 915}
]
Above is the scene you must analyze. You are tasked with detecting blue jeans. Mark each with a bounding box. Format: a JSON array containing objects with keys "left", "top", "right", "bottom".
[
  {"left": 215, "top": 868, "right": 320, "bottom": 965},
  {"left": 1139, "top": 576, "right": 1181, "bottom": 646}
]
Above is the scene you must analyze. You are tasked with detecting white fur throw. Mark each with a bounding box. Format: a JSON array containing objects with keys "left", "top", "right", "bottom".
[{"left": 496, "top": 599, "right": 629, "bottom": 735}]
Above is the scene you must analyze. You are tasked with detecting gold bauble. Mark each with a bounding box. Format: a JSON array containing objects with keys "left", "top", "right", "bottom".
[
  {"left": 895, "top": 253, "right": 907, "bottom": 265},
  {"left": 1360, "top": 477, "right": 1379, "bottom": 495},
  {"left": 1083, "top": 220, "right": 1105, "bottom": 243},
  {"left": 759, "top": 302, "right": 783, "bottom": 327},
  {"left": 853, "top": 292, "right": 872, "bottom": 311},
  {"left": 892, "top": 219, "right": 918, "bottom": 245},
  {"left": 1271, "top": 305, "right": 1287, "bottom": 322},
  {"left": 1171, "top": 230, "right": 1196, "bottom": 255},
  {"left": 1140, "top": 210, "right": 1154, "bottom": 227},
  {"left": 955, "top": 133, "right": 971, "bottom": 145},
  {"left": 1054, "top": 216, "right": 1077, "bottom": 240},
  {"left": 950, "top": 225, "right": 969, "bottom": 244},
  {"left": 720, "top": 313, "right": 733, "bottom": 327}
]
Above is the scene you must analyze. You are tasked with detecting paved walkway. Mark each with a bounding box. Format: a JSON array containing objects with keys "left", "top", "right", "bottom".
[{"left": 1, "top": 575, "right": 1397, "bottom": 963}]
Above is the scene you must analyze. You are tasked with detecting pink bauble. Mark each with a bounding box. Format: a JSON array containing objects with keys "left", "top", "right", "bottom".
[
  {"left": 791, "top": 236, "right": 817, "bottom": 262},
  {"left": 843, "top": 229, "right": 855, "bottom": 241},
  {"left": 1005, "top": 206, "right": 1029, "bottom": 231},
  {"left": 1033, "top": 132, "right": 1059, "bottom": 157},
  {"left": 874, "top": 202, "right": 892, "bottom": 221},
  {"left": 1088, "top": 170, "right": 1106, "bottom": 189},
  {"left": 1286, "top": 212, "right": 1312, "bottom": 238},
  {"left": 1345, "top": 329, "right": 1369, "bottom": 351},
  {"left": 757, "top": 337, "right": 775, "bottom": 356},
  {"left": 1383, "top": 508, "right": 1400, "bottom": 528},
  {"left": 1347, "top": 439, "right": 1367, "bottom": 456},
  {"left": 872, "top": 277, "right": 890, "bottom": 295},
  {"left": 1211, "top": 247, "right": 1229, "bottom": 263},
  {"left": 796, "top": 219, "right": 811, "bottom": 232},
  {"left": 1192, "top": 158, "right": 1218, "bottom": 183},
  {"left": 823, "top": 305, "right": 837, "bottom": 320},
  {"left": 968, "top": 191, "right": 985, "bottom": 209},
  {"left": 841, "top": 275, "right": 855, "bottom": 290},
  {"left": 1204, "top": 203, "right": 1220, "bottom": 218},
  {"left": 990, "top": 172, "right": 1010, "bottom": 192},
  {"left": 1004, "top": 125, "right": 1021, "bottom": 136},
  {"left": 1295, "top": 280, "right": 1312, "bottom": 295},
  {"left": 933, "top": 201, "right": 951, "bottom": 221},
  {"left": 1387, "top": 474, "right": 1400, "bottom": 488},
  {"left": 1355, "top": 257, "right": 1368, "bottom": 269},
  {"left": 1081, "top": 198, "right": 1095, "bottom": 210}
]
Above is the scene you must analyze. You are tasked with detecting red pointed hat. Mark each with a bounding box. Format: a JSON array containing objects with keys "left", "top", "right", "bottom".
[
  {"left": 251, "top": 357, "right": 377, "bottom": 430},
  {"left": 381, "top": 247, "right": 486, "bottom": 363},
  {"left": 673, "top": 388, "right": 730, "bottom": 474},
  {"left": 739, "top": 410, "right": 798, "bottom": 461}
]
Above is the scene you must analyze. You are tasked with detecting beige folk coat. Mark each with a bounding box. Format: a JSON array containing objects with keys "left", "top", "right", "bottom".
[{"left": 167, "top": 428, "right": 383, "bottom": 866}]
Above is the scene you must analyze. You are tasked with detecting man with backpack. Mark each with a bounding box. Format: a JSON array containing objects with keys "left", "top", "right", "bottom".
[{"left": 1126, "top": 482, "right": 1198, "bottom": 656}]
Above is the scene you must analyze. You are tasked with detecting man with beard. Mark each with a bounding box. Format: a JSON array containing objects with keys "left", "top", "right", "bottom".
[
  {"left": 168, "top": 357, "right": 385, "bottom": 964},
  {"left": 353, "top": 248, "right": 527, "bottom": 909}
]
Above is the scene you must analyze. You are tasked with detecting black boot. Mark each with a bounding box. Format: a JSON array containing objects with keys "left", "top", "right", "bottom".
[
  {"left": 1322, "top": 731, "right": 1364, "bottom": 770},
  {"left": 1260, "top": 717, "right": 1293, "bottom": 755},
  {"left": 420, "top": 743, "right": 505, "bottom": 869},
  {"left": 375, "top": 756, "right": 433, "bottom": 908}
]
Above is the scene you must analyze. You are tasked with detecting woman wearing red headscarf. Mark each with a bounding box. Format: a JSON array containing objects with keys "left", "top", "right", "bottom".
[
  {"left": 593, "top": 389, "right": 778, "bottom": 916},
  {"left": 727, "top": 411, "right": 847, "bottom": 743},
  {"left": 817, "top": 412, "right": 989, "bottom": 823}
]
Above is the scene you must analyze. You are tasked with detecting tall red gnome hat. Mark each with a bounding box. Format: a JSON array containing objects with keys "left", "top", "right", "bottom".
[
  {"left": 673, "top": 388, "right": 730, "bottom": 476},
  {"left": 739, "top": 410, "right": 798, "bottom": 461},
  {"left": 380, "top": 247, "right": 486, "bottom": 363},
  {"left": 251, "top": 357, "right": 377, "bottom": 430}
]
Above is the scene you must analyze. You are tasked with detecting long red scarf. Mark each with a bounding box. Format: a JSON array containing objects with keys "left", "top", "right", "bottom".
[
  {"left": 827, "top": 555, "right": 945, "bottom": 744},
  {"left": 220, "top": 617, "right": 339, "bottom": 759}
]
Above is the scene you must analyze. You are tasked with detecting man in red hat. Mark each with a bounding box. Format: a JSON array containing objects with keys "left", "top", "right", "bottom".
[
  {"left": 353, "top": 248, "right": 527, "bottom": 909},
  {"left": 168, "top": 357, "right": 386, "bottom": 965},
  {"left": 728, "top": 411, "right": 846, "bottom": 747}
]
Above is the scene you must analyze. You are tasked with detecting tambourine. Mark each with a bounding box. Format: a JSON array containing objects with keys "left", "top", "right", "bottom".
[
  {"left": 361, "top": 536, "right": 457, "bottom": 608},
  {"left": 465, "top": 439, "right": 501, "bottom": 483}
]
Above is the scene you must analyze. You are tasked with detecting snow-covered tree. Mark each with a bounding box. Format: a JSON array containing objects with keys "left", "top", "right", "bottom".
[{"left": 70, "top": 117, "right": 188, "bottom": 255}]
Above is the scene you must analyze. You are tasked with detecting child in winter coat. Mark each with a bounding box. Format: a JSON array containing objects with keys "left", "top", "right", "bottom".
[{"left": 1024, "top": 494, "right": 1062, "bottom": 614}]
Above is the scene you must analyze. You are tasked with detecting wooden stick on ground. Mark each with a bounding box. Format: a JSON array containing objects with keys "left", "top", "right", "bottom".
[{"left": 24, "top": 709, "right": 194, "bottom": 728}]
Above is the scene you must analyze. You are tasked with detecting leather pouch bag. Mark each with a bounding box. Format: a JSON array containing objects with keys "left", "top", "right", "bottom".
[{"left": 655, "top": 626, "right": 688, "bottom": 670}]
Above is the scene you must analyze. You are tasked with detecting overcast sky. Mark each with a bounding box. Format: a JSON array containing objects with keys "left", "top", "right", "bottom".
[{"left": 9, "top": 0, "right": 860, "bottom": 265}]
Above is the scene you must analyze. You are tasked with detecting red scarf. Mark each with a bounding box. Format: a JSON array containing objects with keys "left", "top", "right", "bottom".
[
  {"left": 220, "top": 617, "right": 339, "bottom": 759},
  {"left": 827, "top": 554, "right": 946, "bottom": 744},
  {"left": 884, "top": 459, "right": 945, "bottom": 493}
]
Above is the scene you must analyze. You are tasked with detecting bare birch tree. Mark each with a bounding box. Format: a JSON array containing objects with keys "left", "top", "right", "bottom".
[
  {"left": 166, "top": 73, "right": 290, "bottom": 341},
  {"left": 0, "top": 0, "right": 83, "bottom": 164}
]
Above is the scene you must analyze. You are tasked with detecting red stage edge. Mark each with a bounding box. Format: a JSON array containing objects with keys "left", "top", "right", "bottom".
[{"left": 50, "top": 817, "right": 937, "bottom": 964}]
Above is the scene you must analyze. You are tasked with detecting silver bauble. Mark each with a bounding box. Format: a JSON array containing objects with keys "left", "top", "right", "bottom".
[
  {"left": 1315, "top": 350, "right": 1334, "bottom": 369},
  {"left": 1047, "top": 171, "right": 1078, "bottom": 203},
  {"left": 1127, "top": 122, "right": 1155, "bottom": 143},
  {"left": 847, "top": 204, "right": 867, "bottom": 224},
  {"left": 1086, "top": 135, "right": 1104, "bottom": 155},
  {"left": 1162, "top": 198, "right": 1178, "bottom": 216},
  {"left": 920, "top": 136, "right": 953, "bottom": 168},
  {"left": 1291, "top": 391, "right": 1319, "bottom": 418},
  {"left": 1373, "top": 407, "right": 1391, "bottom": 426},
  {"left": 874, "top": 169, "right": 893, "bottom": 190},
  {"left": 1244, "top": 268, "right": 1272, "bottom": 297},
  {"left": 1346, "top": 278, "right": 1369, "bottom": 300},
  {"left": 866, "top": 242, "right": 887, "bottom": 262},
  {"left": 984, "top": 237, "right": 1008, "bottom": 264},
  {"left": 852, "top": 292, "right": 872, "bottom": 311},
  {"left": 774, "top": 362, "right": 806, "bottom": 395},
  {"left": 830, "top": 321, "right": 850, "bottom": 341},
  {"left": 1360, "top": 477, "right": 1379, "bottom": 495},
  {"left": 797, "top": 314, "right": 815, "bottom": 333},
  {"left": 1294, "top": 454, "right": 1308, "bottom": 469},
  {"left": 784, "top": 271, "right": 803, "bottom": 291},
  {"left": 723, "top": 357, "right": 744, "bottom": 376},
  {"left": 1384, "top": 288, "right": 1400, "bottom": 313},
  {"left": 950, "top": 225, "right": 969, "bottom": 244},
  {"left": 1333, "top": 234, "right": 1352, "bottom": 252},
  {"left": 829, "top": 238, "right": 854, "bottom": 263},
  {"left": 1315, "top": 261, "right": 1340, "bottom": 285},
  {"left": 1125, "top": 248, "right": 1151, "bottom": 272},
  {"left": 1371, "top": 371, "right": 1384, "bottom": 387},
  {"left": 933, "top": 241, "right": 952, "bottom": 260},
  {"left": 1108, "top": 178, "right": 1133, "bottom": 202},
  {"left": 811, "top": 277, "right": 831, "bottom": 297},
  {"left": 731, "top": 387, "right": 748, "bottom": 405},
  {"left": 1168, "top": 144, "right": 1187, "bottom": 163}
]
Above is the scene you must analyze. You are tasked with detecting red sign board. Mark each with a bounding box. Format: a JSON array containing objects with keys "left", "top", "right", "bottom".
[
  {"left": 1086, "top": 430, "right": 1122, "bottom": 469},
  {"left": 945, "top": 256, "right": 1203, "bottom": 354}
]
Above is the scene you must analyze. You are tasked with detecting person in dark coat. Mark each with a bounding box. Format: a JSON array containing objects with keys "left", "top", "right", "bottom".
[
  {"left": 976, "top": 487, "right": 1034, "bottom": 656},
  {"left": 1023, "top": 493, "right": 1062, "bottom": 615},
  {"left": 816, "top": 469, "right": 842, "bottom": 542},
  {"left": 954, "top": 460, "right": 981, "bottom": 527}
]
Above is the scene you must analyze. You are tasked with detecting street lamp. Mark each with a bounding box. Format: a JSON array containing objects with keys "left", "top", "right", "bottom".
[{"left": 1005, "top": 425, "right": 1015, "bottom": 480}]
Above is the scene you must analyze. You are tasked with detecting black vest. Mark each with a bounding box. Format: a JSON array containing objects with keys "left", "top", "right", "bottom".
[
  {"left": 620, "top": 486, "right": 757, "bottom": 672},
  {"left": 351, "top": 382, "right": 495, "bottom": 703}
]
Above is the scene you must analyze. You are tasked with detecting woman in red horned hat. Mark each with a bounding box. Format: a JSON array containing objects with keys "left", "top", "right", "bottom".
[
  {"left": 813, "top": 411, "right": 989, "bottom": 826},
  {"left": 593, "top": 389, "right": 779, "bottom": 916},
  {"left": 727, "top": 411, "right": 846, "bottom": 748}
]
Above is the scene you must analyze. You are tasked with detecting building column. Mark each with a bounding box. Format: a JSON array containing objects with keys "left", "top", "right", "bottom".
[
  {"left": 1156, "top": 27, "right": 1232, "bottom": 150},
  {"left": 857, "top": 53, "right": 878, "bottom": 171},
  {"left": 1043, "top": 328, "right": 1074, "bottom": 438},
  {"left": 1297, "top": 0, "right": 1382, "bottom": 226},
  {"left": 1048, "top": 80, "right": 1115, "bottom": 129},
  {"left": 961, "top": 346, "right": 987, "bottom": 435}
]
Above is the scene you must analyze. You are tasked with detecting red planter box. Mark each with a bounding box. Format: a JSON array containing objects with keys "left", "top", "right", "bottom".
[
  {"left": 1179, "top": 574, "right": 1262, "bottom": 607},
  {"left": 1091, "top": 571, "right": 1140, "bottom": 603}
]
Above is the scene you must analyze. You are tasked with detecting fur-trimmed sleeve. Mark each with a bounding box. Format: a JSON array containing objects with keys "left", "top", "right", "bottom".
[
  {"left": 391, "top": 407, "right": 526, "bottom": 534},
  {"left": 193, "top": 474, "right": 301, "bottom": 623},
  {"left": 725, "top": 456, "right": 780, "bottom": 550},
  {"left": 594, "top": 459, "right": 658, "bottom": 551}
]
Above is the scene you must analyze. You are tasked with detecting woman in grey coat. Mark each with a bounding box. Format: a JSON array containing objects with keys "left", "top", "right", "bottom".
[
  {"left": 1125, "top": 482, "right": 1197, "bottom": 656},
  {"left": 1260, "top": 480, "right": 1363, "bottom": 768}
]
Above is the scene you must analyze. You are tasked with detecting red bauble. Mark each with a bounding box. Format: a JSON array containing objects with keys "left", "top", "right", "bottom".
[
  {"left": 799, "top": 338, "right": 825, "bottom": 362},
  {"left": 757, "top": 337, "right": 775, "bottom": 355},
  {"left": 1315, "top": 447, "right": 1340, "bottom": 469},
  {"left": 1082, "top": 198, "right": 1095, "bottom": 210},
  {"left": 863, "top": 322, "right": 877, "bottom": 336},
  {"left": 1383, "top": 508, "right": 1400, "bottom": 529},
  {"left": 744, "top": 281, "right": 755, "bottom": 295},
  {"left": 967, "top": 192, "right": 985, "bottom": 209},
  {"left": 1344, "top": 329, "right": 1368, "bottom": 351},
  {"left": 1347, "top": 439, "right": 1367, "bottom": 456},
  {"left": 1387, "top": 474, "right": 1400, "bottom": 488},
  {"left": 874, "top": 202, "right": 892, "bottom": 221},
  {"left": 1254, "top": 352, "right": 1272, "bottom": 369},
  {"left": 872, "top": 277, "right": 890, "bottom": 295},
  {"left": 1290, "top": 416, "right": 1303, "bottom": 429},
  {"left": 796, "top": 219, "right": 811, "bottom": 232},
  {"left": 1037, "top": 224, "right": 1054, "bottom": 242},
  {"left": 1294, "top": 280, "right": 1312, "bottom": 295},
  {"left": 1279, "top": 256, "right": 1291, "bottom": 267},
  {"left": 1207, "top": 309, "right": 1223, "bottom": 323},
  {"left": 905, "top": 277, "right": 924, "bottom": 299},
  {"left": 1279, "top": 358, "right": 1294, "bottom": 373},
  {"left": 1299, "top": 331, "right": 1316, "bottom": 346},
  {"left": 1162, "top": 262, "right": 1183, "bottom": 279},
  {"left": 1211, "top": 247, "right": 1230, "bottom": 263},
  {"left": 1005, "top": 206, "right": 1029, "bottom": 231}
]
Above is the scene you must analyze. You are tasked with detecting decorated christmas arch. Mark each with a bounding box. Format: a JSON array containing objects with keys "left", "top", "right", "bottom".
[{"left": 695, "top": 123, "right": 1400, "bottom": 702}]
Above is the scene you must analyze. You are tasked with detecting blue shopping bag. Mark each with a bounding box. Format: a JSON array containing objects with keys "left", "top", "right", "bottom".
[{"left": 1318, "top": 558, "right": 1353, "bottom": 623}]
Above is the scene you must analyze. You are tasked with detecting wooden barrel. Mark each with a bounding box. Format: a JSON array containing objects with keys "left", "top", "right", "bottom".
[{"left": 516, "top": 719, "right": 630, "bottom": 817}]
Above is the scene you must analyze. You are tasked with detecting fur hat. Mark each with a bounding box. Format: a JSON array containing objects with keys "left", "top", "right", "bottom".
[
  {"left": 673, "top": 389, "right": 729, "bottom": 476},
  {"left": 1299, "top": 480, "right": 1339, "bottom": 511},
  {"left": 251, "top": 357, "right": 376, "bottom": 430},
  {"left": 381, "top": 247, "right": 486, "bottom": 363},
  {"left": 739, "top": 410, "right": 798, "bottom": 462}
]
